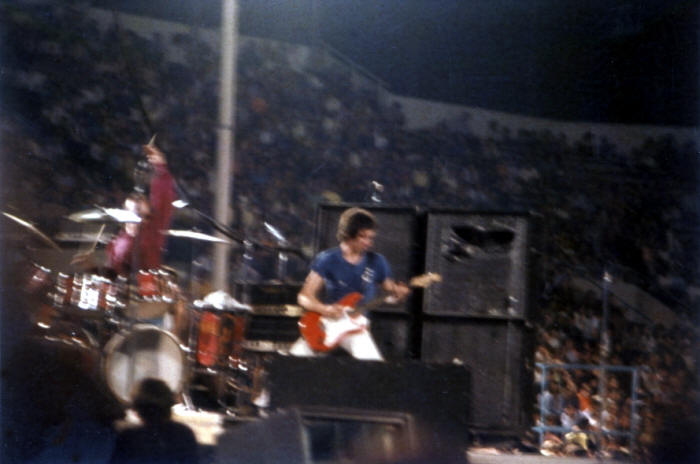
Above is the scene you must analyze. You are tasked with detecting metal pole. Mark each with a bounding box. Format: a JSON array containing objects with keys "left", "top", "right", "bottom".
[
  {"left": 213, "top": 0, "right": 239, "bottom": 292},
  {"left": 538, "top": 364, "right": 548, "bottom": 447},
  {"left": 598, "top": 269, "right": 612, "bottom": 450},
  {"left": 630, "top": 367, "right": 640, "bottom": 457}
]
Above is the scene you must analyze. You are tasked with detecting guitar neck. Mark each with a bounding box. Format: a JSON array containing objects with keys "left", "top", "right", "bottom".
[{"left": 344, "top": 273, "right": 440, "bottom": 317}]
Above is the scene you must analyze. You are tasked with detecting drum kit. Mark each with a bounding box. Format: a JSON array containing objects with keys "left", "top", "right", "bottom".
[{"left": 5, "top": 208, "right": 266, "bottom": 416}]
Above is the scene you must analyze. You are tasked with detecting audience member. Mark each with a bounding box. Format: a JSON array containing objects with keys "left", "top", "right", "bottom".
[{"left": 110, "top": 378, "right": 199, "bottom": 464}]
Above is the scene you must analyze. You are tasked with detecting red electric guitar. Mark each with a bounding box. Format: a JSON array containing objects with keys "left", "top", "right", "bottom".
[{"left": 298, "top": 273, "right": 441, "bottom": 352}]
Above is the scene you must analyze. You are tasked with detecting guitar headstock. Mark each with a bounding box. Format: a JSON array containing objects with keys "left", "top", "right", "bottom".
[{"left": 409, "top": 272, "right": 442, "bottom": 288}]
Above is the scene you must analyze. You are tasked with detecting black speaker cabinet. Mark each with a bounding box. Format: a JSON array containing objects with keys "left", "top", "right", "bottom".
[
  {"left": 314, "top": 203, "right": 423, "bottom": 314},
  {"left": 368, "top": 312, "right": 413, "bottom": 360},
  {"left": 266, "top": 355, "right": 471, "bottom": 445},
  {"left": 423, "top": 211, "right": 531, "bottom": 319},
  {"left": 215, "top": 409, "right": 308, "bottom": 464},
  {"left": 421, "top": 318, "right": 533, "bottom": 434}
]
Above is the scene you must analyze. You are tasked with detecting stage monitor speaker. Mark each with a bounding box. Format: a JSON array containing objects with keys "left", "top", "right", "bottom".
[
  {"left": 314, "top": 203, "right": 423, "bottom": 314},
  {"left": 296, "top": 406, "right": 419, "bottom": 463},
  {"left": 217, "top": 406, "right": 465, "bottom": 463},
  {"left": 266, "top": 354, "right": 471, "bottom": 446},
  {"left": 215, "top": 409, "right": 309, "bottom": 464},
  {"left": 421, "top": 318, "right": 533, "bottom": 434},
  {"left": 423, "top": 211, "right": 531, "bottom": 318}
]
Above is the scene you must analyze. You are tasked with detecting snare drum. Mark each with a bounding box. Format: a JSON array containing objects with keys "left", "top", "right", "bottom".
[
  {"left": 103, "top": 324, "right": 186, "bottom": 404},
  {"left": 125, "top": 269, "right": 181, "bottom": 320}
]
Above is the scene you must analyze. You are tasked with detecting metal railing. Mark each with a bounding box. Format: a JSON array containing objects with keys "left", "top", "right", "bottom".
[{"left": 534, "top": 362, "right": 640, "bottom": 454}]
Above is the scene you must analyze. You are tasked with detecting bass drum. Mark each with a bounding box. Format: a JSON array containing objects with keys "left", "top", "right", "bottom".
[{"left": 103, "top": 325, "right": 186, "bottom": 404}]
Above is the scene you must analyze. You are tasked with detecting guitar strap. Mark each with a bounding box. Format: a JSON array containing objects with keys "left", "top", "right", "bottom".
[{"left": 360, "top": 252, "right": 377, "bottom": 298}]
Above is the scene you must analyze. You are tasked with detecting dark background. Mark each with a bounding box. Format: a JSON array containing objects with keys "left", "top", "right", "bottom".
[{"left": 89, "top": 0, "right": 699, "bottom": 127}]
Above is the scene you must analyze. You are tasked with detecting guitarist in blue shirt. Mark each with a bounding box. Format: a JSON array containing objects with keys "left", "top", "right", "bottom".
[{"left": 290, "top": 207, "right": 410, "bottom": 360}]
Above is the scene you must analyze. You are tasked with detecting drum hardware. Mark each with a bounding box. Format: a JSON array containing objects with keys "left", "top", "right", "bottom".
[
  {"left": 42, "top": 326, "right": 99, "bottom": 351},
  {"left": 218, "top": 368, "right": 255, "bottom": 415},
  {"left": 215, "top": 353, "right": 270, "bottom": 415}
]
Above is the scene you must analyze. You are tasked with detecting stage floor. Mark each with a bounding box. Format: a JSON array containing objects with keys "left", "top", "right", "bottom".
[{"left": 468, "top": 449, "right": 628, "bottom": 464}]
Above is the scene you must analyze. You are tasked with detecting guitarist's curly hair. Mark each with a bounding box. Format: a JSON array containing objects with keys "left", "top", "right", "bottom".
[{"left": 337, "top": 207, "right": 377, "bottom": 242}]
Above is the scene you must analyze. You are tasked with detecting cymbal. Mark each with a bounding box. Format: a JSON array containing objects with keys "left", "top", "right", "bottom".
[
  {"left": 67, "top": 208, "right": 109, "bottom": 223},
  {"left": 163, "top": 230, "right": 233, "bottom": 244},
  {"left": 68, "top": 207, "right": 141, "bottom": 223},
  {"left": 54, "top": 231, "right": 113, "bottom": 244},
  {"left": 2, "top": 211, "right": 61, "bottom": 250}
]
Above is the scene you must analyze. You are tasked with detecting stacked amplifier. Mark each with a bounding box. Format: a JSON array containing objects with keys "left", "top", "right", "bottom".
[
  {"left": 233, "top": 203, "right": 538, "bottom": 436},
  {"left": 311, "top": 203, "right": 539, "bottom": 435}
]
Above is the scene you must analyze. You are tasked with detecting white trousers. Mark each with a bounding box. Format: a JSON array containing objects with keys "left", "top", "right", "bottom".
[{"left": 289, "top": 328, "right": 384, "bottom": 361}]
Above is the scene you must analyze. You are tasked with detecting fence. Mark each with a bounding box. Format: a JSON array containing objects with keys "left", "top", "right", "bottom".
[{"left": 534, "top": 362, "right": 641, "bottom": 455}]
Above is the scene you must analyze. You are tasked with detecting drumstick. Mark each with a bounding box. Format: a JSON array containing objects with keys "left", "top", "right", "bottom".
[
  {"left": 147, "top": 134, "right": 157, "bottom": 147},
  {"left": 89, "top": 224, "right": 105, "bottom": 253}
]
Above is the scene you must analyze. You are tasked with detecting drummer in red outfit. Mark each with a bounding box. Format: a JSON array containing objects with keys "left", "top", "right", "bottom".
[
  {"left": 72, "top": 143, "right": 175, "bottom": 275},
  {"left": 106, "top": 144, "right": 176, "bottom": 276},
  {"left": 71, "top": 143, "right": 184, "bottom": 335}
]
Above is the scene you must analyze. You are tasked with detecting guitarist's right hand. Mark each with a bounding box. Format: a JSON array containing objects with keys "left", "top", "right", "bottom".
[{"left": 322, "top": 303, "right": 345, "bottom": 320}]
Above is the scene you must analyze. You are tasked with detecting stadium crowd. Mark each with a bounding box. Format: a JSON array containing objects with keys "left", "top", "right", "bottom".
[
  {"left": 1, "top": 1, "right": 698, "bottom": 461},
  {"left": 532, "top": 284, "right": 698, "bottom": 460}
]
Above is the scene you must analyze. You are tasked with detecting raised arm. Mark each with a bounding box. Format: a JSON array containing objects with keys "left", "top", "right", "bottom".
[{"left": 143, "top": 144, "right": 175, "bottom": 235}]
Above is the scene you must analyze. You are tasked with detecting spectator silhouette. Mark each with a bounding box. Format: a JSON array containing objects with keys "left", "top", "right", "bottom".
[{"left": 110, "top": 378, "right": 198, "bottom": 464}]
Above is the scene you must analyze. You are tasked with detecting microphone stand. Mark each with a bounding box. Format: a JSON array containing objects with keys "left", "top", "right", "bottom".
[
  {"left": 264, "top": 222, "right": 289, "bottom": 283},
  {"left": 176, "top": 205, "right": 308, "bottom": 301},
  {"left": 185, "top": 206, "right": 308, "bottom": 261}
]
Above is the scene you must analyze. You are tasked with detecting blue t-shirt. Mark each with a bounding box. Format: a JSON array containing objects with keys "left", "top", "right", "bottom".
[{"left": 311, "top": 247, "right": 391, "bottom": 305}]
